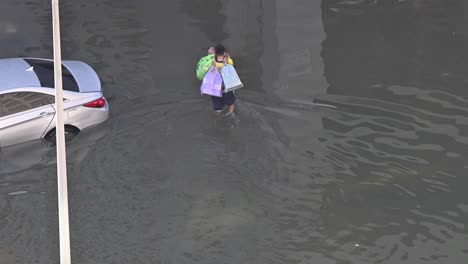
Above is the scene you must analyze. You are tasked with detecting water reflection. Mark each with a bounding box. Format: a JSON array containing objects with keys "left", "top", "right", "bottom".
[
  {"left": 0, "top": 22, "right": 16, "bottom": 33},
  {"left": 0, "top": 126, "right": 108, "bottom": 175},
  {"left": 0, "top": 0, "right": 53, "bottom": 58},
  {"left": 319, "top": 0, "right": 468, "bottom": 262},
  {"left": 179, "top": 0, "right": 227, "bottom": 44}
]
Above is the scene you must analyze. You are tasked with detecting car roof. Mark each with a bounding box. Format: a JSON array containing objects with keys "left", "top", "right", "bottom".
[
  {"left": 0, "top": 58, "right": 41, "bottom": 91},
  {"left": 0, "top": 58, "right": 81, "bottom": 92}
]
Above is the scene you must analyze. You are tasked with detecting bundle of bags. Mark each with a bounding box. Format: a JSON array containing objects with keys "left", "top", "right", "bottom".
[{"left": 196, "top": 54, "right": 243, "bottom": 97}]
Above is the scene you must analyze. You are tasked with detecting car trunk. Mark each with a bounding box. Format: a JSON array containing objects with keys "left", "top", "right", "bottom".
[{"left": 62, "top": 60, "right": 102, "bottom": 93}]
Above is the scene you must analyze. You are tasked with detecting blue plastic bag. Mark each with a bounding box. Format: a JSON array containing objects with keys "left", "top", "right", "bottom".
[
  {"left": 200, "top": 67, "right": 223, "bottom": 97},
  {"left": 221, "top": 64, "right": 243, "bottom": 93}
]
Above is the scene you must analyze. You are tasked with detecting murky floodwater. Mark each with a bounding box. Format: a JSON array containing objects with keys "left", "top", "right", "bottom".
[{"left": 1, "top": 0, "right": 468, "bottom": 263}]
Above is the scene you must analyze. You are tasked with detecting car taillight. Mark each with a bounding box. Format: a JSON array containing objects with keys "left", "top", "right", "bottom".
[{"left": 83, "top": 97, "right": 106, "bottom": 108}]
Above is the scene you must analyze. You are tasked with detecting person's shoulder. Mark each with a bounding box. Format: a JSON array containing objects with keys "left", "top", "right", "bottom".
[{"left": 228, "top": 57, "right": 234, "bottom": 65}]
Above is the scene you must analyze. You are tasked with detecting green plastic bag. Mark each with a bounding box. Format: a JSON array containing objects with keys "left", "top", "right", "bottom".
[{"left": 196, "top": 54, "right": 214, "bottom": 80}]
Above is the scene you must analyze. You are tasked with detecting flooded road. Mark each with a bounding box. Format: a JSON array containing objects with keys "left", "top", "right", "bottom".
[{"left": 1, "top": 0, "right": 468, "bottom": 263}]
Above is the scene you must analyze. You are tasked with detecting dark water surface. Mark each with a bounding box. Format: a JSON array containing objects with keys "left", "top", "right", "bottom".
[{"left": 1, "top": 0, "right": 468, "bottom": 263}]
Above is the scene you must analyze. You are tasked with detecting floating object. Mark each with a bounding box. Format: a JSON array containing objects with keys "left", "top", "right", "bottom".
[
  {"left": 221, "top": 64, "right": 243, "bottom": 93},
  {"left": 200, "top": 67, "right": 222, "bottom": 97}
]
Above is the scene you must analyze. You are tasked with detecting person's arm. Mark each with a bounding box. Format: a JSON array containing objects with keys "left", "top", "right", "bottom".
[
  {"left": 224, "top": 53, "right": 234, "bottom": 65},
  {"left": 208, "top": 47, "right": 215, "bottom": 55}
]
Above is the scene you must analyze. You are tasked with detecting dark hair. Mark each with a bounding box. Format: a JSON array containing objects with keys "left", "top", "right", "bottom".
[{"left": 215, "top": 44, "right": 226, "bottom": 55}]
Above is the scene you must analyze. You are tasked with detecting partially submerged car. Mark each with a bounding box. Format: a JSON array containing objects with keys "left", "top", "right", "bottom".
[{"left": 0, "top": 58, "right": 109, "bottom": 147}]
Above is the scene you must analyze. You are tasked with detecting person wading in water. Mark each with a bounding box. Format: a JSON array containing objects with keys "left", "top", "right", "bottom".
[{"left": 210, "top": 44, "right": 235, "bottom": 117}]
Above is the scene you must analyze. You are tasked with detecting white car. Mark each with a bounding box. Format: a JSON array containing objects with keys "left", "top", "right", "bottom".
[{"left": 0, "top": 58, "right": 109, "bottom": 147}]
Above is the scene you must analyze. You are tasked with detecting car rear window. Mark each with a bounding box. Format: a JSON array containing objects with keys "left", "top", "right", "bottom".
[{"left": 23, "top": 59, "right": 79, "bottom": 92}]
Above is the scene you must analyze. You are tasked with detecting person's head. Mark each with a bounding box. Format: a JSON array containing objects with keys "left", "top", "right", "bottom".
[{"left": 215, "top": 44, "right": 226, "bottom": 56}]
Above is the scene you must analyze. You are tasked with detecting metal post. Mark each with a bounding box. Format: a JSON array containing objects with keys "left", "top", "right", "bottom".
[{"left": 52, "top": 0, "right": 71, "bottom": 263}]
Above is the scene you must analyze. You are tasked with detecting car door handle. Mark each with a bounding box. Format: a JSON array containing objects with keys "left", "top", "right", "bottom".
[{"left": 39, "top": 111, "right": 53, "bottom": 117}]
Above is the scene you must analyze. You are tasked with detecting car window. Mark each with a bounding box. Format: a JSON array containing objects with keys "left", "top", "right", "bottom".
[
  {"left": 0, "top": 92, "right": 50, "bottom": 117},
  {"left": 23, "top": 59, "right": 80, "bottom": 92},
  {"left": 41, "top": 94, "right": 56, "bottom": 104}
]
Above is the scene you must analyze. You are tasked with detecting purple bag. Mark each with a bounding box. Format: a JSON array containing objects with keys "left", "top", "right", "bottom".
[{"left": 200, "top": 67, "right": 222, "bottom": 97}]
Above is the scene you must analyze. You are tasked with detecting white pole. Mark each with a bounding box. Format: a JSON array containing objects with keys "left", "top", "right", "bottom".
[{"left": 52, "top": 0, "right": 72, "bottom": 263}]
